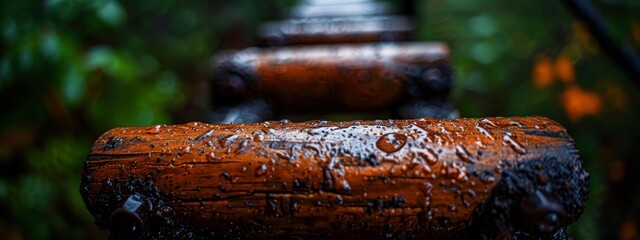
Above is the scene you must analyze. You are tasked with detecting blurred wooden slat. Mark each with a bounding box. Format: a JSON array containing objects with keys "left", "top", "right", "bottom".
[
  {"left": 212, "top": 43, "right": 451, "bottom": 115},
  {"left": 259, "top": 16, "right": 414, "bottom": 45}
]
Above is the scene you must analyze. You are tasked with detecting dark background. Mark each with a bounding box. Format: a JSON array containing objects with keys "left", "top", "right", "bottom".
[{"left": 0, "top": 0, "right": 639, "bottom": 239}]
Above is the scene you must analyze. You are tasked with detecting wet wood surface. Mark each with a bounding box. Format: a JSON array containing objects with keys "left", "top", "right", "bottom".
[
  {"left": 81, "top": 117, "right": 587, "bottom": 239},
  {"left": 258, "top": 16, "right": 414, "bottom": 45},
  {"left": 212, "top": 43, "right": 451, "bottom": 113}
]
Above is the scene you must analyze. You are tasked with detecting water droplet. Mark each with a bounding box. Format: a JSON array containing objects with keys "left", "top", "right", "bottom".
[
  {"left": 222, "top": 172, "right": 231, "bottom": 181},
  {"left": 289, "top": 201, "right": 298, "bottom": 213},
  {"left": 509, "top": 120, "right": 525, "bottom": 128},
  {"left": 417, "top": 149, "right": 438, "bottom": 165},
  {"left": 235, "top": 140, "right": 248, "bottom": 154},
  {"left": 105, "top": 178, "right": 113, "bottom": 187},
  {"left": 421, "top": 182, "right": 433, "bottom": 195},
  {"left": 255, "top": 164, "right": 267, "bottom": 176},
  {"left": 475, "top": 125, "right": 494, "bottom": 140},
  {"left": 503, "top": 134, "right": 527, "bottom": 154},
  {"left": 364, "top": 153, "right": 379, "bottom": 167},
  {"left": 293, "top": 179, "right": 301, "bottom": 188},
  {"left": 182, "top": 146, "right": 191, "bottom": 154},
  {"left": 480, "top": 175, "right": 495, "bottom": 183},
  {"left": 421, "top": 165, "right": 431, "bottom": 174},
  {"left": 338, "top": 179, "right": 352, "bottom": 194},
  {"left": 455, "top": 145, "right": 476, "bottom": 163},
  {"left": 481, "top": 118, "right": 498, "bottom": 128},
  {"left": 103, "top": 136, "right": 122, "bottom": 151},
  {"left": 146, "top": 125, "right": 162, "bottom": 134},
  {"left": 220, "top": 135, "right": 237, "bottom": 148},
  {"left": 536, "top": 213, "right": 561, "bottom": 234},
  {"left": 445, "top": 163, "right": 466, "bottom": 179},
  {"left": 253, "top": 132, "right": 264, "bottom": 142},
  {"left": 206, "top": 152, "right": 221, "bottom": 161},
  {"left": 376, "top": 133, "right": 408, "bottom": 153},
  {"left": 462, "top": 198, "right": 471, "bottom": 208},
  {"left": 468, "top": 189, "right": 477, "bottom": 198},
  {"left": 195, "top": 129, "right": 215, "bottom": 141},
  {"left": 448, "top": 204, "right": 457, "bottom": 212}
]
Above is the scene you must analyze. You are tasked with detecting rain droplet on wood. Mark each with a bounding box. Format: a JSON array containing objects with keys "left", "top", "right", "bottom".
[
  {"left": 376, "top": 133, "right": 408, "bottom": 153},
  {"left": 146, "top": 125, "right": 163, "bottom": 134},
  {"left": 255, "top": 164, "right": 268, "bottom": 176},
  {"left": 503, "top": 134, "right": 527, "bottom": 154}
]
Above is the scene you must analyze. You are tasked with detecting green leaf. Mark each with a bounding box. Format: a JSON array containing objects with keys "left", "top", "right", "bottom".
[
  {"left": 469, "top": 15, "right": 497, "bottom": 37},
  {"left": 96, "top": 0, "right": 126, "bottom": 27},
  {"left": 470, "top": 41, "right": 499, "bottom": 64},
  {"left": 85, "top": 46, "right": 114, "bottom": 70},
  {"left": 40, "top": 31, "right": 61, "bottom": 60},
  {"left": 60, "top": 66, "right": 85, "bottom": 106}
]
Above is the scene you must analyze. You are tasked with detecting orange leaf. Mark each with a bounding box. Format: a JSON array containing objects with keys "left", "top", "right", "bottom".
[
  {"left": 532, "top": 56, "right": 554, "bottom": 88},
  {"left": 619, "top": 218, "right": 637, "bottom": 240},
  {"left": 555, "top": 55, "right": 574, "bottom": 83},
  {"left": 561, "top": 85, "right": 602, "bottom": 122}
]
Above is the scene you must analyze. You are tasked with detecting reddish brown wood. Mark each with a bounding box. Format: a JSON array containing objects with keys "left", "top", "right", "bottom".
[
  {"left": 80, "top": 117, "right": 587, "bottom": 239},
  {"left": 212, "top": 43, "right": 451, "bottom": 113}
]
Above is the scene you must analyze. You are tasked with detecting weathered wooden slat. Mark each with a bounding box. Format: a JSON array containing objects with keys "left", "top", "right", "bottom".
[
  {"left": 258, "top": 16, "right": 414, "bottom": 45},
  {"left": 211, "top": 43, "right": 451, "bottom": 114},
  {"left": 80, "top": 117, "right": 588, "bottom": 239},
  {"left": 289, "top": 1, "right": 393, "bottom": 18}
]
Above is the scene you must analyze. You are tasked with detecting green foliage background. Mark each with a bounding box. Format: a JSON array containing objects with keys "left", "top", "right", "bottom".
[{"left": 0, "top": 0, "right": 638, "bottom": 239}]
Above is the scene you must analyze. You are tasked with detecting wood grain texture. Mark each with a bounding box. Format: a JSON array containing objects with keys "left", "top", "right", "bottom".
[
  {"left": 80, "top": 117, "right": 588, "bottom": 239},
  {"left": 211, "top": 43, "right": 451, "bottom": 113}
]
